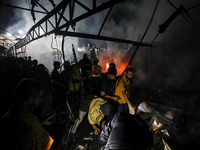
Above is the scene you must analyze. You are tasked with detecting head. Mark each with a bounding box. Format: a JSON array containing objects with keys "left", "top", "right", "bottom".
[
  {"left": 13, "top": 78, "right": 44, "bottom": 113},
  {"left": 136, "top": 102, "right": 155, "bottom": 122},
  {"left": 37, "top": 64, "right": 47, "bottom": 72},
  {"left": 92, "top": 58, "right": 99, "bottom": 65},
  {"left": 109, "top": 63, "right": 116, "bottom": 69},
  {"left": 100, "top": 102, "right": 112, "bottom": 116},
  {"left": 53, "top": 61, "right": 61, "bottom": 70},
  {"left": 125, "top": 67, "right": 134, "bottom": 80},
  {"left": 107, "top": 67, "right": 117, "bottom": 80},
  {"left": 83, "top": 53, "right": 88, "bottom": 59},
  {"left": 28, "top": 56, "right": 31, "bottom": 61},
  {"left": 64, "top": 61, "right": 70, "bottom": 70},
  {"left": 32, "top": 59, "right": 38, "bottom": 66}
]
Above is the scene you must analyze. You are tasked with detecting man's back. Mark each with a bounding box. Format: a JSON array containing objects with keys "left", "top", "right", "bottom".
[{"left": 102, "top": 112, "right": 154, "bottom": 150}]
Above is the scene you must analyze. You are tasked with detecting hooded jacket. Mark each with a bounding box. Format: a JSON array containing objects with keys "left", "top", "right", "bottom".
[{"left": 100, "top": 112, "right": 153, "bottom": 150}]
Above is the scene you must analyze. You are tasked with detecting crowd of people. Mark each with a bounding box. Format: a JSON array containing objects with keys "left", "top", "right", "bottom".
[{"left": 0, "top": 54, "right": 156, "bottom": 150}]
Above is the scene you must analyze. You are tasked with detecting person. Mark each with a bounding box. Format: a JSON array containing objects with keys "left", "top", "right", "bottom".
[
  {"left": 90, "top": 57, "right": 102, "bottom": 77},
  {"left": 70, "top": 96, "right": 112, "bottom": 136},
  {"left": 79, "top": 53, "right": 92, "bottom": 80},
  {"left": 102, "top": 62, "right": 116, "bottom": 78},
  {"left": 51, "top": 61, "right": 66, "bottom": 112},
  {"left": 88, "top": 97, "right": 113, "bottom": 135},
  {"left": 60, "top": 61, "right": 71, "bottom": 92},
  {"left": 89, "top": 58, "right": 102, "bottom": 95},
  {"left": 35, "top": 64, "right": 54, "bottom": 122},
  {"left": 70, "top": 94, "right": 96, "bottom": 135},
  {"left": 101, "top": 67, "right": 120, "bottom": 118},
  {"left": 68, "top": 63, "right": 82, "bottom": 114},
  {"left": 100, "top": 101, "right": 155, "bottom": 150},
  {"left": 0, "top": 79, "right": 54, "bottom": 150},
  {"left": 115, "top": 67, "right": 134, "bottom": 112},
  {"left": 79, "top": 53, "right": 92, "bottom": 94}
]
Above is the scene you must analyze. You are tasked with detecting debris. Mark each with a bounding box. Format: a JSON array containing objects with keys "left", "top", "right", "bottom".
[
  {"left": 75, "top": 144, "right": 89, "bottom": 150},
  {"left": 83, "top": 137, "right": 93, "bottom": 141},
  {"left": 76, "top": 144, "right": 85, "bottom": 150}
]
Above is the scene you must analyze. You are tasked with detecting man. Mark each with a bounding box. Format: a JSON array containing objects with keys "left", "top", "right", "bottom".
[
  {"left": 79, "top": 53, "right": 92, "bottom": 79},
  {"left": 115, "top": 67, "right": 134, "bottom": 112},
  {"left": 68, "top": 63, "right": 82, "bottom": 114},
  {"left": 88, "top": 97, "right": 112, "bottom": 135},
  {"left": 78, "top": 53, "right": 91, "bottom": 94},
  {"left": 89, "top": 57, "right": 102, "bottom": 95},
  {"left": 70, "top": 95, "right": 112, "bottom": 135},
  {"left": 61, "top": 61, "right": 71, "bottom": 91},
  {"left": 52, "top": 61, "right": 66, "bottom": 112},
  {"left": 100, "top": 102, "right": 155, "bottom": 150},
  {"left": 0, "top": 79, "right": 53, "bottom": 150},
  {"left": 101, "top": 67, "right": 120, "bottom": 118}
]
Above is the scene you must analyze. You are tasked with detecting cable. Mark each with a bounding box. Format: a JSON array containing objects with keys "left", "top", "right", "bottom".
[
  {"left": 51, "top": 35, "right": 62, "bottom": 62},
  {"left": 115, "top": 0, "right": 160, "bottom": 88},
  {"left": 125, "top": 0, "right": 160, "bottom": 70}
]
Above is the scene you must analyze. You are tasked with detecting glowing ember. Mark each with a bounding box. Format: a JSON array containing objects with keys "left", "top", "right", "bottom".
[{"left": 157, "top": 89, "right": 164, "bottom": 93}]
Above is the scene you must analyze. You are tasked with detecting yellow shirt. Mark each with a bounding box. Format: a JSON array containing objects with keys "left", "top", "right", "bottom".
[
  {"left": 88, "top": 97, "right": 106, "bottom": 124},
  {"left": 115, "top": 75, "right": 131, "bottom": 104}
]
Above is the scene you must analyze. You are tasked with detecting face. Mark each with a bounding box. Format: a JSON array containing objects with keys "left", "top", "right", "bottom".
[
  {"left": 26, "top": 89, "right": 43, "bottom": 112},
  {"left": 125, "top": 71, "right": 134, "bottom": 80},
  {"left": 108, "top": 74, "right": 116, "bottom": 80}
]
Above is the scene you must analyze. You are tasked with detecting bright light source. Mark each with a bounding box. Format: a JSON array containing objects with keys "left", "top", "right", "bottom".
[
  {"left": 6, "top": 33, "right": 12, "bottom": 37},
  {"left": 18, "top": 30, "right": 23, "bottom": 34}
]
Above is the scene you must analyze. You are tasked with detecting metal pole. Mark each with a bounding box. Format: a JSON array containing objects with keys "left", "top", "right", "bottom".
[{"left": 61, "top": 35, "right": 65, "bottom": 62}]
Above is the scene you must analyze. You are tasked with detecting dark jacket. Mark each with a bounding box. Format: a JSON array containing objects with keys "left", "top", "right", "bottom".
[{"left": 100, "top": 112, "right": 154, "bottom": 150}]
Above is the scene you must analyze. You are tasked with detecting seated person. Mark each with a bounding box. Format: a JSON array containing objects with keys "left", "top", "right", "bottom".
[
  {"left": 0, "top": 79, "right": 53, "bottom": 150},
  {"left": 100, "top": 101, "right": 155, "bottom": 150}
]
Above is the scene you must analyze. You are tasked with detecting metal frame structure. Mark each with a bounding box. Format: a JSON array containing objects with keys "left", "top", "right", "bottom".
[{"left": 10, "top": 0, "right": 152, "bottom": 59}]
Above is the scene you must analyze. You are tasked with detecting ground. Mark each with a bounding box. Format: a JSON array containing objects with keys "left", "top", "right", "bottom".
[{"left": 44, "top": 112, "right": 105, "bottom": 150}]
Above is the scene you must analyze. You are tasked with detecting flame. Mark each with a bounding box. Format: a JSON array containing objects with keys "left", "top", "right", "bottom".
[{"left": 106, "top": 63, "right": 109, "bottom": 70}]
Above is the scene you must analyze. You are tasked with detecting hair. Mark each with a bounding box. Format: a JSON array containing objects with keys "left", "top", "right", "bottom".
[
  {"left": 109, "top": 63, "right": 116, "bottom": 68},
  {"left": 125, "top": 67, "right": 134, "bottom": 73},
  {"left": 100, "top": 102, "right": 112, "bottom": 116},
  {"left": 53, "top": 61, "right": 61, "bottom": 67},
  {"left": 13, "top": 78, "right": 43, "bottom": 108},
  {"left": 108, "top": 67, "right": 117, "bottom": 76}
]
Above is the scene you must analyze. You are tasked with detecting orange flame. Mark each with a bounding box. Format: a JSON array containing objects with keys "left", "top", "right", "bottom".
[{"left": 106, "top": 63, "right": 109, "bottom": 71}]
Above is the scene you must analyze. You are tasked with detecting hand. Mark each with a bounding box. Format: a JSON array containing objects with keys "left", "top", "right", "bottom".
[
  {"left": 129, "top": 107, "right": 135, "bottom": 115},
  {"left": 112, "top": 95, "right": 120, "bottom": 102},
  {"left": 94, "top": 128, "right": 100, "bottom": 135}
]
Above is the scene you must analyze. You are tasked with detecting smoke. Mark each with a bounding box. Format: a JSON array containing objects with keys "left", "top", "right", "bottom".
[
  {"left": 0, "top": 0, "right": 23, "bottom": 34},
  {"left": 4, "top": 0, "right": 200, "bottom": 91}
]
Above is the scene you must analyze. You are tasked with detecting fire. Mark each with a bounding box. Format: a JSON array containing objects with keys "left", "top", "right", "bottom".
[
  {"left": 112, "top": 57, "right": 116, "bottom": 62},
  {"left": 99, "top": 56, "right": 130, "bottom": 76},
  {"left": 106, "top": 63, "right": 109, "bottom": 71}
]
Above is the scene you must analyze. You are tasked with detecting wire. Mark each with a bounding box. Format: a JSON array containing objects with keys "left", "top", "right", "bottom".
[
  {"left": 115, "top": 0, "right": 160, "bottom": 87},
  {"left": 125, "top": 0, "right": 160, "bottom": 70},
  {"left": 51, "top": 35, "right": 62, "bottom": 62}
]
